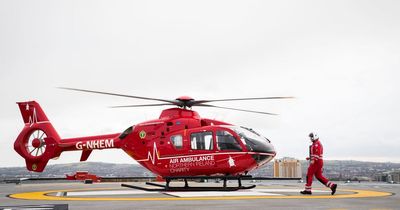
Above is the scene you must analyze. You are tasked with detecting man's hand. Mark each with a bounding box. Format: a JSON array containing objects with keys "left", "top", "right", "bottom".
[{"left": 310, "top": 160, "right": 315, "bottom": 164}]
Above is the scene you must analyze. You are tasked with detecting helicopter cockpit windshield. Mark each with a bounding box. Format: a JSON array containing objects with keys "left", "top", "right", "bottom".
[{"left": 227, "top": 126, "right": 275, "bottom": 154}]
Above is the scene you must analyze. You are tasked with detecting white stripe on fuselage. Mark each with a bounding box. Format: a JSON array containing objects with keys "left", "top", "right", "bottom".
[{"left": 136, "top": 143, "right": 275, "bottom": 164}]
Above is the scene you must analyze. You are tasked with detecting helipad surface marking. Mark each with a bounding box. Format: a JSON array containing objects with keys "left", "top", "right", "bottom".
[
  {"left": 9, "top": 187, "right": 392, "bottom": 201},
  {"left": 252, "top": 189, "right": 327, "bottom": 193},
  {"left": 164, "top": 191, "right": 281, "bottom": 197},
  {"left": 164, "top": 189, "right": 329, "bottom": 197},
  {"left": 48, "top": 188, "right": 331, "bottom": 197},
  {"left": 66, "top": 190, "right": 158, "bottom": 196}
]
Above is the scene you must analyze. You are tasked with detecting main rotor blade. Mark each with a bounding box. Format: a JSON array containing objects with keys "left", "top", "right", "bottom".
[
  {"left": 110, "top": 103, "right": 174, "bottom": 108},
  {"left": 193, "top": 96, "right": 294, "bottom": 105},
  {"left": 58, "top": 87, "right": 176, "bottom": 104},
  {"left": 196, "top": 104, "right": 278, "bottom": 115}
]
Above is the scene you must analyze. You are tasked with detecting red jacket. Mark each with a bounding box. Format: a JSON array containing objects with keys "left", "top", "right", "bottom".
[{"left": 309, "top": 140, "right": 323, "bottom": 161}]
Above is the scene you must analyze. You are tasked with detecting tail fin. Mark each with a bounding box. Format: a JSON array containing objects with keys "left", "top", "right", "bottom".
[
  {"left": 17, "top": 101, "right": 49, "bottom": 125},
  {"left": 14, "top": 101, "right": 62, "bottom": 172}
]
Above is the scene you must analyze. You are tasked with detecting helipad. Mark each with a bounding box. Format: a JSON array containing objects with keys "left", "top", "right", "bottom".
[
  {"left": 1, "top": 181, "right": 398, "bottom": 210},
  {"left": 8, "top": 183, "right": 392, "bottom": 201}
]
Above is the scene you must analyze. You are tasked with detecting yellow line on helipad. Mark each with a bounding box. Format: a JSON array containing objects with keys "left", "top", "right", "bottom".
[{"left": 9, "top": 188, "right": 392, "bottom": 201}]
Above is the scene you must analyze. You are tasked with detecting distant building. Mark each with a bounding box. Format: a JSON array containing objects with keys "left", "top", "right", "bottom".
[
  {"left": 273, "top": 157, "right": 302, "bottom": 178},
  {"left": 375, "top": 170, "right": 400, "bottom": 183}
]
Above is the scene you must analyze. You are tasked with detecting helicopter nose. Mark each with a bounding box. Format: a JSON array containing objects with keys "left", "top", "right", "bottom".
[
  {"left": 251, "top": 141, "right": 276, "bottom": 164},
  {"left": 251, "top": 140, "right": 276, "bottom": 154},
  {"left": 264, "top": 142, "right": 276, "bottom": 154}
]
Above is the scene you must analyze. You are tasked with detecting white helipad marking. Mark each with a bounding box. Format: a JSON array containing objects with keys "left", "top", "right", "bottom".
[
  {"left": 253, "top": 189, "right": 328, "bottom": 193},
  {"left": 164, "top": 188, "right": 330, "bottom": 198},
  {"left": 164, "top": 190, "right": 282, "bottom": 197},
  {"left": 55, "top": 192, "right": 65, "bottom": 197},
  {"left": 66, "top": 190, "right": 158, "bottom": 196},
  {"left": 58, "top": 188, "right": 330, "bottom": 198}
]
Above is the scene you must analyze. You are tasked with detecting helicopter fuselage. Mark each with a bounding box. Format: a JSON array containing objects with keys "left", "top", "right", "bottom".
[
  {"left": 119, "top": 108, "right": 276, "bottom": 177},
  {"left": 14, "top": 100, "right": 277, "bottom": 177}
]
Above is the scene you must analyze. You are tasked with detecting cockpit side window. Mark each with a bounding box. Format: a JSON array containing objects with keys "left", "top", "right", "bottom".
[
  {"left": 190, "top": 131, "right": 213, "bottom": 150},
  {"left": 170, "top": 135, "right": 183, "bottom": 149},
  {"left": 216, "top": 130, "right": 242, "bottom": 151}
]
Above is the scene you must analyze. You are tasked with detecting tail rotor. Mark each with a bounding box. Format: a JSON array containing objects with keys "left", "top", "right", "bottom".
[{"left": 26, "top": 129, "right": 47, "bottom": 157}]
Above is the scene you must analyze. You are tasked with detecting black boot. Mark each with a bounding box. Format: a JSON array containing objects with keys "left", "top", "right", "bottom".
[
  {"left": 300, "top": 190, "right": 312, "bottom": 195},
  {"left": 331, "top": 184, "right": 337, "bottom": 195}
]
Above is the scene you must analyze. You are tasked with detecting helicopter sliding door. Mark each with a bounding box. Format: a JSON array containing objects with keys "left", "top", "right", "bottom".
[{"left": 165, "top": 132, "right": 189, "bottom": 157}]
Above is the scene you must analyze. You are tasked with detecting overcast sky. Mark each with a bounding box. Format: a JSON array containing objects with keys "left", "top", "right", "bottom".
[{"left": 1, "top": 0, "right": 400, "bottom": 168}]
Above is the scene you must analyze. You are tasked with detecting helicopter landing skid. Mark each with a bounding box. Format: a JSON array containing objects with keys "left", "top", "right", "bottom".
[{"left": 121, "top": 175, "right": 256, "bottom": 192}]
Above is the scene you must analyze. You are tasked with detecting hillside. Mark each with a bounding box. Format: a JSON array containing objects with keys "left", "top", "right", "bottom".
[{"left": 1, "top": 160, "right": 399, "bottom": 180}]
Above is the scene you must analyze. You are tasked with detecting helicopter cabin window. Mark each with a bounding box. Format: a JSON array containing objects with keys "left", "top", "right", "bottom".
[
  {"left": 190, "top": 131, "right": 213, "bottom": 150},
  {"left": 170, "top": 135, "right": 183, "bottom": 149},
  {"left": 216, "top": 130, "right": 242, "bottom": 151}
]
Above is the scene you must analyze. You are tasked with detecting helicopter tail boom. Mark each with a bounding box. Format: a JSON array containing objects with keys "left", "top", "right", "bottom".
[{"left": 59, "top": 133, "right": 121, "bottom": 161}]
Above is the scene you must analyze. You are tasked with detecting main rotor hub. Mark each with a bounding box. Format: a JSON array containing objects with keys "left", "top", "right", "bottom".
[
  {"left": 176, "top": 96, "right": 195, "bottom": 108},
  {"left": 176, "top": 96, "right": 194, "bottom": 101}
]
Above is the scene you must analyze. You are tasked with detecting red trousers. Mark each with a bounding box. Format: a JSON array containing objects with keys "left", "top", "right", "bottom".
[{"left": 305, "top": 159, "right": 334, "bottom": 191}]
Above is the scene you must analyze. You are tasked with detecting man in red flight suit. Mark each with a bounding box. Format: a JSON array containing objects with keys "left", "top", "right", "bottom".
[{"left": 300, "top": 132, "right": 337, "bottom": 195}]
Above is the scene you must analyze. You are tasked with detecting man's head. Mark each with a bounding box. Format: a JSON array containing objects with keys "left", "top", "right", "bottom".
[{"left": 309, "top": 132, "right": 319, "bottom": 142}]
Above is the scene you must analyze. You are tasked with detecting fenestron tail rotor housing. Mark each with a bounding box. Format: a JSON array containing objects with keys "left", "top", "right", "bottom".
[{"left": 26, "top": 129, "right": 47, "bottom": 157}]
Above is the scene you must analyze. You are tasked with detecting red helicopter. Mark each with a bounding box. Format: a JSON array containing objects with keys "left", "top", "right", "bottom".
[{"left": 14, "top": 88, "right": 292, "bottom": 191}]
